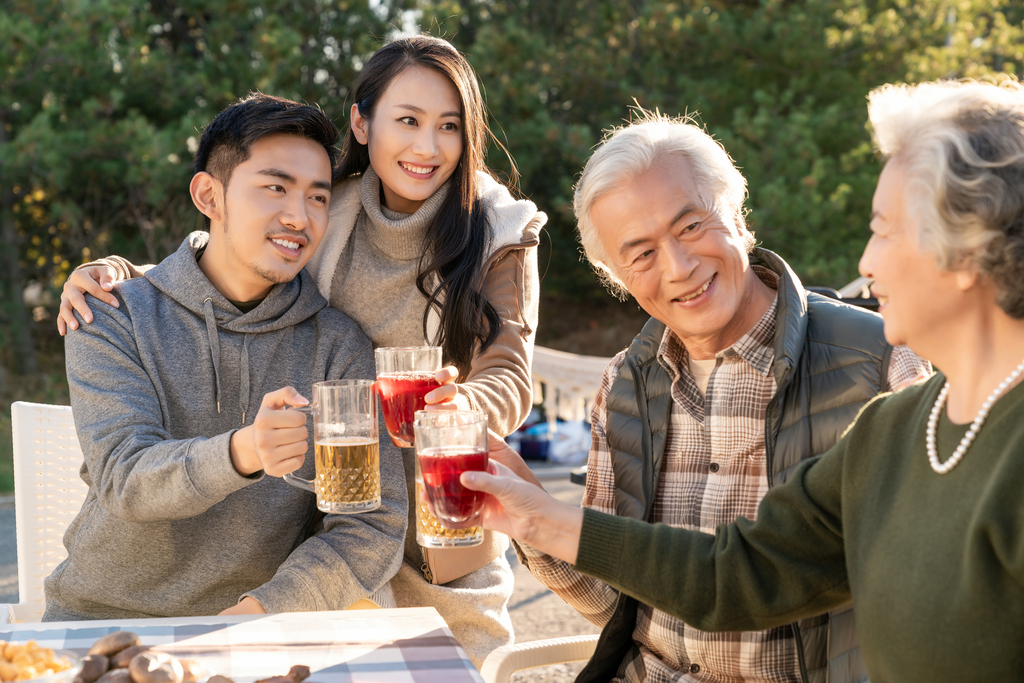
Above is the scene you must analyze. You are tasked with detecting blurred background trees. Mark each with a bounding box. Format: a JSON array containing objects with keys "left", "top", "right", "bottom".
[
  {"left": 1, "top": 0, "right": 1021, "bottom": 482},
  {"left": 429, "top": 0, "right": 1023, "bottom": 303},
  {"left": 0, "top": 0, "right": 408, "bottom": 386}
]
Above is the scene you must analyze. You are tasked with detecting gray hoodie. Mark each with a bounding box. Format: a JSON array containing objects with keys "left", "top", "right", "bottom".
[{"left": 45, "top": 232, "right": 407, "bottom": 620}]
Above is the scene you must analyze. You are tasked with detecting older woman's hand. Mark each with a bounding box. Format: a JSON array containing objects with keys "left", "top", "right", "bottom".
[
  {"left": 460, "top": 461, "right": 583, "bottom": 565},
  {"left": 484, "top": 430, "right": 544, "bottom": 488}
]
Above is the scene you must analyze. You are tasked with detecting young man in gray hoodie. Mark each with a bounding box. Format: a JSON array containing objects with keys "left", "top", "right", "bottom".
[{"left": 45, "top": 94, "right": 407, "bottom": 620}]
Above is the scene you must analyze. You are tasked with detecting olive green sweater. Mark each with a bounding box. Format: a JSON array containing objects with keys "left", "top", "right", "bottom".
[{"left": 575, "top": 372, "right": 1024, "bottom": 683}]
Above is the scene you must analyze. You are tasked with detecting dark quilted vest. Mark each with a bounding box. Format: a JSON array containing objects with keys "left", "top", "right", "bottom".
[{"left": 576, "top": 249, "right": 890, "bottom": 683}]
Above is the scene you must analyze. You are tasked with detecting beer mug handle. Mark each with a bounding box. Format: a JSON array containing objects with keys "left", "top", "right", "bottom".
[{"left": 283, "top": 404, "right": 315, "bottom": 492}]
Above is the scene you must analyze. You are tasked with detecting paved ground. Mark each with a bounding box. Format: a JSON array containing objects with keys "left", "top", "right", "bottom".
[{"left": 0, "top": 464, "right": 599, "bottom": 682}]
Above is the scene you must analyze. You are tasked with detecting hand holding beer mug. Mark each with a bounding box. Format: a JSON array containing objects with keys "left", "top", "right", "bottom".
[
  {"left": 413, "top": 410, "right": 489, "bottom": 547},
  {"left": 283, "top": 379, "right": 381, "bottom": 514},
  {"left": 374, "top": 346, "right": 443, "bottom": 448}
]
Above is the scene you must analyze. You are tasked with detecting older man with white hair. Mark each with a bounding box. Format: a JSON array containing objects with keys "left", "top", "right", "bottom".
[{"left": 514, "top": 113, "right": 930, "bottom": 683}]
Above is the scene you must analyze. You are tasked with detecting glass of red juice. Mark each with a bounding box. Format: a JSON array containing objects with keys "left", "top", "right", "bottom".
[
  {"left": 413, "top": 410, "right": 489, "bottom": 547},
  {"left": 374, "top": 346, "right": 442, "bottom": 448}
]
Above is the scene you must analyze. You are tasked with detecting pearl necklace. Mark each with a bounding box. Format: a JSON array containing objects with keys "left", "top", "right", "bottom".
[{"left": 926, "top": 358, "right": 1024, "bottom": 474}]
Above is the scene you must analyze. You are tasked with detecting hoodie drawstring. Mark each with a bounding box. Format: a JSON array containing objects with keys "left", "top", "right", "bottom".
[
  {"left": 203, "top": 298, "right": 223, "bottom": 414},
  {"left": 240, "top": 334, "right": 252, "bottom": 425}
]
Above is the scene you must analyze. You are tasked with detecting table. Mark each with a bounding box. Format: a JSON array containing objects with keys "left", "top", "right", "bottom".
[{"left": 0, "top": 608, "right": 482, "bottom": 683}]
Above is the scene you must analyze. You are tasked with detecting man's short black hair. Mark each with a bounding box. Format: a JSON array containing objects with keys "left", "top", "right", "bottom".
[{"left": 195, "top": 92, "right": 339, "bottom": 190}]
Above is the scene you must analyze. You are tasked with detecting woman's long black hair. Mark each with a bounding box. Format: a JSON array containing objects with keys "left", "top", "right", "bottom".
[{"left": 334, "top": 35, "right": 512, "bottom": 378}]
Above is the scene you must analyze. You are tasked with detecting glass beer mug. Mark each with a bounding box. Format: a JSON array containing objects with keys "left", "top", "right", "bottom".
[{"left": 283, "top": 379, "right": 381, "bottom": 514}]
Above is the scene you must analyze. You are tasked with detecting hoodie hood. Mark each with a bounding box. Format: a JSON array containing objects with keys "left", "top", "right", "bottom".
[
  {"left": 146, "top": 231, "right": 329, "bottom": 334},
  {"left": 145, "top": 231, "right": 329, "bottom": 415}
]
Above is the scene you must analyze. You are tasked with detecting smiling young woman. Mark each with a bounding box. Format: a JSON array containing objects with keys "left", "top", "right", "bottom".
[
  {"left": 55, "top": 35, "right": 546, "bottom": 665},
  {"left": 348, "top": 65, "right": 463, "bottom": 215},
  {"left": 305, "top": 36, "right": 545, "bottom": 664}
]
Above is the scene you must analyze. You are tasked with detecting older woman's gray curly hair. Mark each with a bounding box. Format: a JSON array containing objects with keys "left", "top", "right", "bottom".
[
  {"left": 573, "top": 111, "right": 751, "bottom": 299},
  {"left": 869, "top": 79, "right": 1024, "bottom": 318}
]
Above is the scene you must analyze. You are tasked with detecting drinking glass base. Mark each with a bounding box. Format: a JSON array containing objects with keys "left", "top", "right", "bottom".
[
  {"left": 417, "top": 530, "right": 484, "bottom": 547},
  {"left": 318, "top": 497, "right": 381, "bottom": 514}
]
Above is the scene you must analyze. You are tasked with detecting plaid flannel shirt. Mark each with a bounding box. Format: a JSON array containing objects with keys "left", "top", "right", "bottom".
[{"left": 522, "top": 272, "right": 931, "bottom": 683}]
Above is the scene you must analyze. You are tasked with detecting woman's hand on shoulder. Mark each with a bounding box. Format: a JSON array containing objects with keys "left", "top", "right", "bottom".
[{"left": 58, "top": 265, "right": 120, "bottom": 336}]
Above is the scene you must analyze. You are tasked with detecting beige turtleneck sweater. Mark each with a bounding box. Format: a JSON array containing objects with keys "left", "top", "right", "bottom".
[
  {"left": 329, "top": 170, "right": 449, "bottom": 348},
  {"left": 310, "top": 167, "right": 544, "bottom": 438}
]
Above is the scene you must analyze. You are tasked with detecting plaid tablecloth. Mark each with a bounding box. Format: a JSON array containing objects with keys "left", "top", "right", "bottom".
[{"left": 0, "top": 608, "right": 482, "bottom": 683}]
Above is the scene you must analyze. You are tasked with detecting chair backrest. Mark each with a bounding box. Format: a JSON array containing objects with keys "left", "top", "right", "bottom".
[
  {"left": 480, "top": 634, "right": 600, "bottom": 683},
  {"left": 10, "top": 401, "right": 89, "bottom": 622}
]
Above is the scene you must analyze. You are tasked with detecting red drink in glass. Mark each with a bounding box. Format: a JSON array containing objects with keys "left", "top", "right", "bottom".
[
  {"left": 418, "top": 446, "right": 489, "bottom": 525},
  {"left": 377, "top": 372, "right": 441, "bottom": 447}
]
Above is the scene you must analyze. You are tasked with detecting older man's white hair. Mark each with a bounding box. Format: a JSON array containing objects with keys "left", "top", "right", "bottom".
[
  {"left": 573, "top": 111, "right": 749, "bottom": 297},
  {"left": 869, "top": 78, "right": 1024, "bottom": 318}
]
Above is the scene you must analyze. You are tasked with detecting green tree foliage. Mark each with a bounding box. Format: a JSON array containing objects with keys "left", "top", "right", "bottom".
[
  {"left": 0, "top": 0, "right": 407, "bottom": 375},
  {"left": 418, "top": 0, "right": 1023, "bottom": 300},
  {"left": 2, "top": 0, "right": 1023, "bottom": 373}
]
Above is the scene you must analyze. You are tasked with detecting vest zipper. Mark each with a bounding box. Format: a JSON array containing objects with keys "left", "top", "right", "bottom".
[
  {"left": 765, "top": 359, "right": 791, "bottom": 489},
  {"left": 769, "top": 363, "right": 807, "bottom": 680}
]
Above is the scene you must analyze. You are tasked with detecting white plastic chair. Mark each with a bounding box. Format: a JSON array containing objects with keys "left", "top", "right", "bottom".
[
  {"left": 480, "top": 634, "right": 600, "bottom": 683},
  {"left": 7, "top": 401, "right": 90, "bottom": 623}
]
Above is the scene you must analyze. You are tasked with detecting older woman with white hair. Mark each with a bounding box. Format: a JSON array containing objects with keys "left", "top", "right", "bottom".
[{"left": 463, "top": 78, "right": 1024, "bottom": 681}]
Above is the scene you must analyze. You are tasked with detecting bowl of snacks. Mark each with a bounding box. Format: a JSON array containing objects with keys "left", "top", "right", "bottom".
[{"left": 0, "top": 642, "right": 82, "bottom": 683}]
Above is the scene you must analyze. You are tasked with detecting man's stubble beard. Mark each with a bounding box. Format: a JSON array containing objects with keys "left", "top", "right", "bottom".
[{"left": 221, "top": 204, "right": 297, "bottom": 288}]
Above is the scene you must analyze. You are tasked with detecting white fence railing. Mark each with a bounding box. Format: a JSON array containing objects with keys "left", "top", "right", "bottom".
[{"left": 531, "top": 345, "right": 613, "bottom": 424}]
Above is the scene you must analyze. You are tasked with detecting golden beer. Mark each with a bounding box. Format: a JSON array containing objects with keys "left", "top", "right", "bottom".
[
  {"left": 314, "top": 437, "right": 381, "bottom": 514},
  {"left": 415, "top": 478, "right": 484, "bottom": 547}
]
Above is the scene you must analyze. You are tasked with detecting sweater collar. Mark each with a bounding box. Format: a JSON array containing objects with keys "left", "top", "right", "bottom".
[
  {"left": 358, "top": 166, "right": 450, "bottom": 261},
  {"left": 145, "top": 231, "right": 327, "bottom": 333}
]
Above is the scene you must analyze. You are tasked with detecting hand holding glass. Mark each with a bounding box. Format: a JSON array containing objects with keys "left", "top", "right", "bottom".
[
  {"left": 283, "top": 379, "right": 381, "bottom": 514},
  {"left": 413, "top": 410, "right": 489, "bottom": 547}
]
